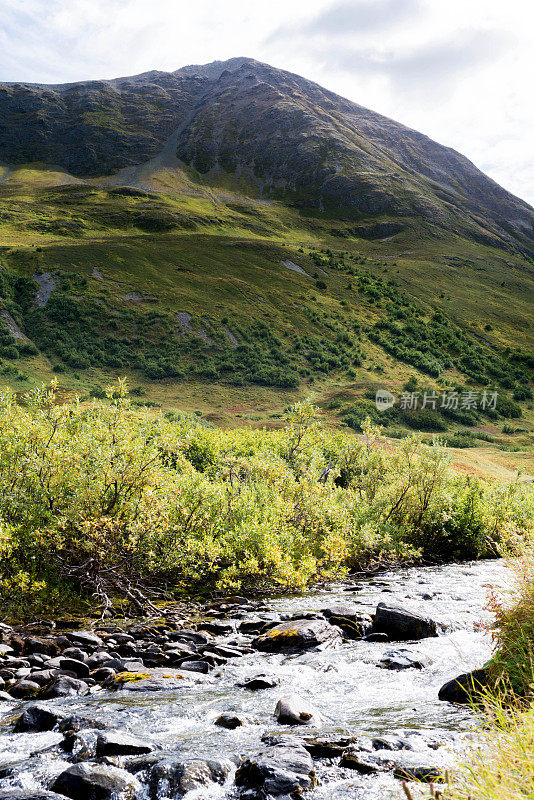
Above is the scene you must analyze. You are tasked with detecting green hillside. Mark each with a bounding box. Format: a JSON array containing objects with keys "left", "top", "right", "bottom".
[{"left": 0, "top": 173, "right": 532, "bottom": 461}]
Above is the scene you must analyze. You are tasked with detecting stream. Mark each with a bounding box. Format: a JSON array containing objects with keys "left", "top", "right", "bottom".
[{"left": 0, "top": 558, "right": 507, "bottom": 799}]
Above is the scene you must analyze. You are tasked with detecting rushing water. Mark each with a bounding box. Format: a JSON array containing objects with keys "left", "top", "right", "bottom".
[{"left": 0, "top": 559, "right": 508, "bottom": 799}]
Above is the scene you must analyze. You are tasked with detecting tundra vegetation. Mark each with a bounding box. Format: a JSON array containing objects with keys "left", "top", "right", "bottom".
[{"left": 0, "top": 381, "right": 531, "bottom": 622}]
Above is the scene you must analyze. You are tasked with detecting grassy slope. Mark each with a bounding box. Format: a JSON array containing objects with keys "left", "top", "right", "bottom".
[{"left": 0, "top": 164, "right": 532, "bottom": 476}]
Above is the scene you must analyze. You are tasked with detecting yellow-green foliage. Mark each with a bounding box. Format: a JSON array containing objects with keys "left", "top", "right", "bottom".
[{"left": 0, "top": 381, "right": 532, "bottom": 619}]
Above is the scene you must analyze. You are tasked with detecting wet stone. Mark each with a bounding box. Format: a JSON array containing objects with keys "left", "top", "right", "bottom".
[
  {"left": 339, "top": 751, "right": 389, "bottom": 774},
  {"left": 235, "top": 741, "right": 315, "bottom": 797},
  {"left": 8, "top": 680, "right": 40, "bottom": 699},
  {"left": 302, "top": 735, "right": 370, "bottom": 759},
  {"left": 178, "top": 659, "right": 212, "bottom": 673},
  {"left": 252, "top": 618, "right": 341, "bottom": 652},
  {"left": 13, "top": 703, "right": 63, "bottom": 733},
  {"left": 215, "top": 713, "right": 244, "bottom": 729},
  {"left": 96, "top": 730, "right": 156, "bottom": 756},
  {"left": 364, "top": 632, "right": 389, "bottom": 642},
  {"left": 52, "top": 762, "right": 141, "bottom": 800},
  {"left": 373, "top": 602, "right": 438, "bottom": 640},
  {"left": 275, "top": 694, "right": 321, "bottom": 726},
  {"left": 238, "top": 673, "right": 280, "bottom": 691},
  {"left": 438, "top": 667, "right": 489, "bottom": 703},
  {"left": 372, "top": 735, "right": 414, "bottom": 751},
  {"left": 148, "top": 757, "right": 232, "bottom": 800},
  {"left": 378, "top": 649, "right": 431, "bottom": 670},
  {"left": 41, "top": 675, "right": 89, "bottom": 698}
]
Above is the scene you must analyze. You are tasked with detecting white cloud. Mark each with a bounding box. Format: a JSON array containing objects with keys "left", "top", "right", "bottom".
[{"left": 0, "top": 0, "right": 532, "bottom": 205}]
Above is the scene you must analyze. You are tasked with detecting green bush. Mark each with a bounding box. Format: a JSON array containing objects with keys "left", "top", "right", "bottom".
[{"left": 0, "top": 387, "right": 531, "bottom": 620}]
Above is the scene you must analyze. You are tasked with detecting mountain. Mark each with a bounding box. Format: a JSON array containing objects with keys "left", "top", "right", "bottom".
[
  {"left": 1, "top": 57, "right": 533, "bottom": 255},
  {"left": 0, "top": 58, "right": 532, "bottom": 445}
]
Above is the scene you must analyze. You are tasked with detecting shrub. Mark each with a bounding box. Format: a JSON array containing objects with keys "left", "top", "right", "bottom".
[{"left": 0, "top": 387, "right": 530, "bottom": 620}]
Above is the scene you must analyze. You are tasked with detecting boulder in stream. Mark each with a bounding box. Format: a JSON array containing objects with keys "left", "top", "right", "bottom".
[
  {"left": 148, "top": 756, "right": 232, "bottom": 799},
  {"left": 378, "top": 648, "right": 431, "bottom": 670},
  {"left": 96, "top": 730, "right": 156, "bottom": 756},
  {"left": 40, "top": 675, "right": 89, "bottom": 698},
  {"left": 238, "top": 673, "right": 279, "bottom": 690},
  {"left": 252, "top": 618, "right": 341, "bottom": 652},
  {"left": 8, "top": 680, "right": 40, "bottom": 699},
  {"left": 339, "top": 750, "right": 389, "bottom": 773},
  {"left": 13, "top": 703, "right": 63, "bottom": 733},
  {"left": 235, "top": 740, "right": 315, "bottom": 797},
  {"left": 215, "top": 713, "right": 245, "bottom": 729},
  {"left": 373, "top": 603, "right": 438, "bottom": 640},
  {"left": 275, "top": 694, "right": 322, "bottom": 726},
  {"left": 438, "top": 667, "right": 489, "bottom": 703},
  {"left": 51, "top": 763, "right": 141, "bottom": 800}
]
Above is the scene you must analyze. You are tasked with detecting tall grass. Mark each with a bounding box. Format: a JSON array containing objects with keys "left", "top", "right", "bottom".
[{"left": 419, "top": 553, "right": 534, "bottom": 800}]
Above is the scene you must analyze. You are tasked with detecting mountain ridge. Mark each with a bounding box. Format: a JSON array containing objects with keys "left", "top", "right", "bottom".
[{"left": 0, "top": 57, "right": 532, "bottom": 256}]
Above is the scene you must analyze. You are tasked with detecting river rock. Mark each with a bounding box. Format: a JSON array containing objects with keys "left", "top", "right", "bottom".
[
  {"left": 321, "top": 605, "right": 373, "bottom": 636},
  {"left": 52, "top": 763, "right": 141, "bottom": 800},
  {"left": 148, "top": 757, "right": 232, "bottom": 799},
  {"left": 199, "top": 621, "right": 234, "bottom": 635},
  {"left": 238, "top": 673, "right": 279, "bottom": 690},
  {"left": 178, "top": 659, "right": 211, "bottom": 673},
  {"left": 102, "top": 658, "right": 145, "bottom": 672},
  {"left": 339, "top": 751, "right": 389, "bottom": 773},
  {"left": 8, "top": 680, "right": 40, "bottom": 699},
  {"left": 235, "top": 741, "right": 315, "bottom": 796},
  {"left": 61, "top": 647, "right": 88, "bottom": 661},
  {"left": 91, "top": 667, "right": 116, "bottom": 684},
  {"left": 59, "top": 714, "right": 107, "bottom": 733},
  {"left": 372, "top": 735, "right": 413, "bottom": 751},
  {"left": 364, "top": 632, "right": 389, "bottom": 642},
  {"left": 238, "top": 618, "right": 278, "bottom": 635},
  {"left": 373, "top": 603, "right": 438, "bottom": 640},
  {"left": 117, "top": 669, "right": 194, "bottom": 692},
  {"left": 64, "top": 631, "right": 104, "bottom": 649},
  {"left": 327, "top": 615, "right": 372, "bottom": 639},
  {"left": 212, "top": 644, "right": 246, "bottom": 658},
  {"left": 215, "top": 713, "right": 244, "bottom": 729},
  {"left": 301, "top": 735, "right": 371, "bottom": 758},
  {"left": 26, "top": 669, "right": 61, "bottom": 687},
  {"left": 438, "top": 667, "right": 489, "bottom": 703},
  {"left": 41, "top": 675, "right": 89, "bottom": 698},
  {"left": 252, "top": 618, "right": 341, "bottom": 652},
  {"left": 23, "top": 637, "right": 60, "bottom": 657},
  {"left": 96, "top": 731, "right": 156, "bottom": 756},
  {"left": 59, "top": 657, "right": 90, "bottom": 678},
  {"left": 86, "top": 652, "right": 113, "bottom": 670},
  {"left": 13, "top": 703, "right": 63, "bottom": 733},
  {"left": 168, "top": 629, "right": 210, "bottom": 645},
  {"left": 378, "top": 649, "right": 431, "bottom": 670},
  {"left": 275, "top": 694, "right": 321, "bottom": 725}
]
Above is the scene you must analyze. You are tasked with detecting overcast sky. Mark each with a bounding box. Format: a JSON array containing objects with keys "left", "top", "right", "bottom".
[{"left": 1, "top": 0, "right": 533, "bottom": 205}]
